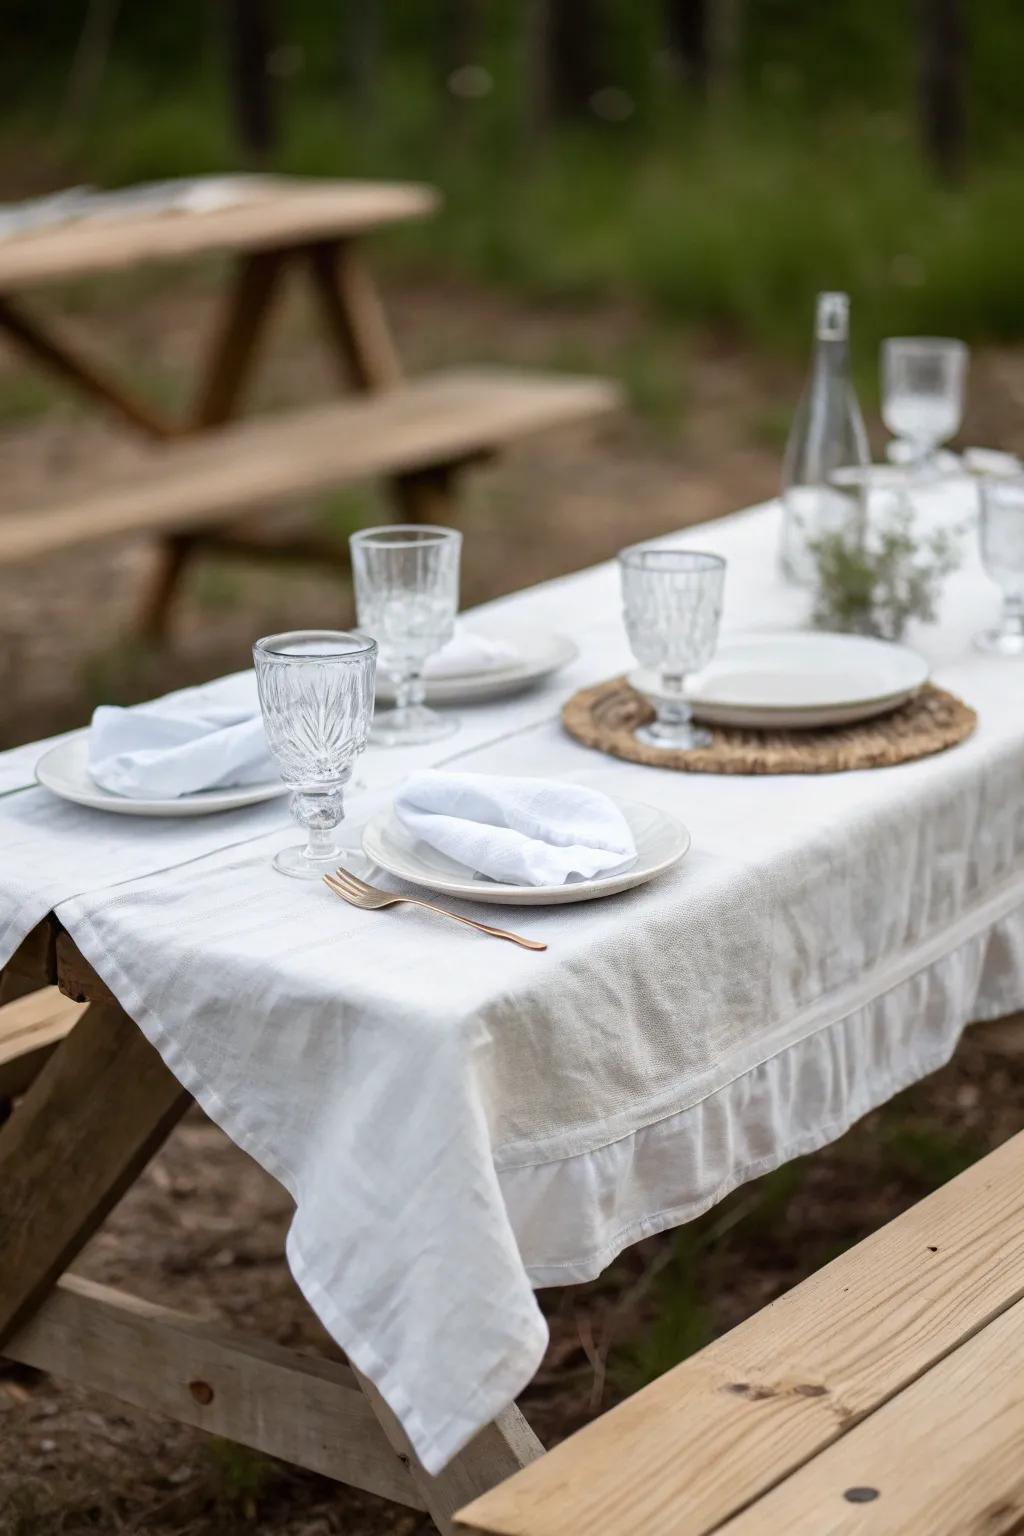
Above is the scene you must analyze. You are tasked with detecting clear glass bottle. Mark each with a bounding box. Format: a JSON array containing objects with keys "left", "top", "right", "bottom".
[{"left": 780, "top": 292, "right": 870, "bottom": 584}]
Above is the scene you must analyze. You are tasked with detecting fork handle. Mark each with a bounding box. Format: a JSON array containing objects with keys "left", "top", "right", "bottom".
[{"left": 405, "top": 897, "right": 547, "bottom": 951}]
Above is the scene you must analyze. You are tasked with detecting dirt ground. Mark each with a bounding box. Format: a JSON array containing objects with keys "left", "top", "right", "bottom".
[{"left": 2, "top": 276, "right": 1024, "bottom": 1533}]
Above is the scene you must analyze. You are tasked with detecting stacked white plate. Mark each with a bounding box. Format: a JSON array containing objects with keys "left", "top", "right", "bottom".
[
  {"left": 376, "top": 628, "right": 578, "bottom": 706},
  {"left": 631, "top": 632, "right": 929, "bottom": 731}
]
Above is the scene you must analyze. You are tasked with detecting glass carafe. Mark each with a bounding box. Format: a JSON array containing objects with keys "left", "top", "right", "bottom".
[{"left": 780, "top": 292, "right": 870, "bottom": 584}]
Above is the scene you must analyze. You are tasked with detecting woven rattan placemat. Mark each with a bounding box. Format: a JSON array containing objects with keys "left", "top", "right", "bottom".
[{"left": 561, "top": 678, "right": 976, "bottom": 775}]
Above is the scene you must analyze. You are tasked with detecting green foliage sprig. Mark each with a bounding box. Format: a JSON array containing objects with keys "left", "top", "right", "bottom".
[{"left": 808, "top": 500, "right": 962, "bottom": 641}]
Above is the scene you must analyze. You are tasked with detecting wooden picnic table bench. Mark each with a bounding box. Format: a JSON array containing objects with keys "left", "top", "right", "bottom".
[
  {"left": 0, "top": 176, "right": 620, "bottom": 637},
  {"left": 457, "top": 1115, "right": 1024, "bottom": 1536}
]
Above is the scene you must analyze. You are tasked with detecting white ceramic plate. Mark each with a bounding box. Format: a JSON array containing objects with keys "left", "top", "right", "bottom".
[
  {"left": 375, "top": 629, "right": 579, "bottom": 706},
  {"left": 362, "top": 794, "right": 691, "bottom": 907},
  {"left": 35, "top": 733, "right": 287, "bottom": 817},
  {"left": 631, "top": 631, "right": 929, "bottom": 730}
]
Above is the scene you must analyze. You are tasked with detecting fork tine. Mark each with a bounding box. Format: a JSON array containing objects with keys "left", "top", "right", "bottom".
[
  {"left": 329, "top": 868, "right": 365, "bottom": 896},
  {"left": 334, "top": 864, "right": 372, "bottom": 894},
  {"left": 323, "top": 874, "right": 359, "bottom": 901}
]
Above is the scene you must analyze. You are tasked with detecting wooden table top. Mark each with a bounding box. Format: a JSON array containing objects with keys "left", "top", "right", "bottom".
[{"left": 0, "top": 177, "right": 439, "bottom": 290}]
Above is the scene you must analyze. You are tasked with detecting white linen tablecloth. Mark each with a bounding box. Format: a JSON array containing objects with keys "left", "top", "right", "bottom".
[{"left": 3, "top": 486, "right": 1023, "bottom": 1474}]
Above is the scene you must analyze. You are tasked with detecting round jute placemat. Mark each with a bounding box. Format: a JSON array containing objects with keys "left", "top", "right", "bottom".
[{"left": 562, "top": 678, "right": 976, "bottom": 775}]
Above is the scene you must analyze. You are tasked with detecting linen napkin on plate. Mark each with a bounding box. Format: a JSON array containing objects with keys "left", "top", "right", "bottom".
[
  {"left": 423, "top": 625, "right": 519, "bottom": 680},
  {"left": 393, "top": 771, "right": 638, "bottom": 887},
  {"left": 88, "top": 676, "right": 274, "bottom": 799}
]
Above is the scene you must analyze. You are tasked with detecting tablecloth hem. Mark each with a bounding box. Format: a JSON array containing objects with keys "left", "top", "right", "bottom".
[
  {"left": 492, "top": 874, "right": 1024, "bottom": 1170},
  {"left": 286, "top": 1230, "right": 549, "bottom": 1476}
]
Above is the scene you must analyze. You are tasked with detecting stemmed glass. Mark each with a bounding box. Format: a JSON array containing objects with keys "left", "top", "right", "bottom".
[
  {"left": 976, "top": 477, "right": 1024, "bottom": 656},
  {"left": 350, "top": 525, "right": 462, "bottom": 746},
  {"left": 253, "top": 630, "right": 377, "bottom": 878},
  {"left": 881, "top": 338, "right": 967, "bottom": 476},
  {"left": 619, "top": 546, "right": 726, "bottom": 750}
]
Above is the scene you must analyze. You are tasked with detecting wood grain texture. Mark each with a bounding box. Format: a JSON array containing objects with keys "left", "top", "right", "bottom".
[
  {"left": 0, "top": 368, "right": 620, "bottom": 565},
  {"left": 457, "top": 1129, "right": 1024, "bottom": 1536},
  {"left": 4, "top": 1273, "right": 424, "bottom": 1511},
  {"left": 0, "top": 179, "right": 439, "bottom": 289},
  {"left": 0, "top": 987, "right": 84, "bottom": 1098},
  {"left": 718, "top": 1292, "right": 1024, "bottom": 1536},
  {"left": 0, "top": 999, "right": 189, "bottom": 1344},
  {"left": 357, "top": 1369, "right": 543, "bottom": 1536}
]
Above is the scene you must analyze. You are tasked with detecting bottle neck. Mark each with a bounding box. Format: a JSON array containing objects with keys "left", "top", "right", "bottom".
[{"left": 812, "top": 332, "right": 850, "bottom": 386}]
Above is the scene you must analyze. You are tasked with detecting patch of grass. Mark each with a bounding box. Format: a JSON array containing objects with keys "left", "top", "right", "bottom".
[
  {"left": 0, "top": 372, "right": 61, "bottom": 424},
  {"left": 205, "top": 1439, "right": 276, "bottom": 1518},
  {"left": 315, "top": 483, "right": 390, "bottom": 539},
  {"left": 611, "top": 1160, "right": 808, "bottom": 1391},
  {"left": 880, "top": 1122, "right": 984, "bottom": 1189},
  {"left": 79, "top": 639, "right": 161, "bottom": 710},
  {"left": 194, "top": 558, "right": 245, "bottom": 612}
]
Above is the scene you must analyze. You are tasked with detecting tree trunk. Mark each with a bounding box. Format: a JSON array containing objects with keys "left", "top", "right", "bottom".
[
  {"left": 546, "top": 0, "right": 602, "bottom": 121},
  {"left": 917, "top": 0, "right": 967, "bottom": 180},
  {"left": 665, "top": 0, "right": 709, "bottom": 99},
  {"left": 341, "top": 0, "right": 381, "bottom": 109},
  {"left": 224, "top": 0, "right": 277, "bottom": 163}
]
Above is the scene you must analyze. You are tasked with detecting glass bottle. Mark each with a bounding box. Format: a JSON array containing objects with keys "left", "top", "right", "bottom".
[{"left": 780, "top": 292, "right": 870, "bottom": 584}]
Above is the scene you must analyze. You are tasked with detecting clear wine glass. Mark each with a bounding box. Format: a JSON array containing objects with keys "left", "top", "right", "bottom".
[
  {"left": 619, "top": 546, "right": 726, "bottom": 750},
  {"left": 350, "top": 525, "right": 462, "bottom": 746},
  {"left": 976, "top": 476, "right": 1024, "bottom": 657},
  {"left": 881, "top": 337, "right": 967, "bottom": 475},
  {"left": 253, "top": 630, "right": 377, "bottom": 878}
]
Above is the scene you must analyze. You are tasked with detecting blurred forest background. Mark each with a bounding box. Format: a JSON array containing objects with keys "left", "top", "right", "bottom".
[{"left": 4, "top": 0, "right": 1022, "bottom": 353}]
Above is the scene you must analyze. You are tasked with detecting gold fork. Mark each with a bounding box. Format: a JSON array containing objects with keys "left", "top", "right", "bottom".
[{"left": 323, "top": 867, "right": 548, "bottom": 952}]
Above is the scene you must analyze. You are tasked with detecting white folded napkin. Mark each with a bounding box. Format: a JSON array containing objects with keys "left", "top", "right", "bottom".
[
  {"left": 393, "top": 771, "right": 638, "bottom": 887},
  {"left": 424, "top": 626, "right": 519, "bottom": 680},
  {"left": 88, "top": 675, "right": 274, "bottom": 799}
]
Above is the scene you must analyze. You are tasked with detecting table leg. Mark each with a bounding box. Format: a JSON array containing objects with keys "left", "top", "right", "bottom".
[
  {"left": 0, "top": 995, "right": 190, "bottom": 1345},
  {"left": 306, "top": 239, "right": 462, "bottom": 526},
  {"left": 355, "top": 1368, "right": 543, "bottom": 1536},
  {"left": 0, "top": 294, "right": 177, "bottom": 441},
  {"left": 136, "top": 247, "right": 289, "bottom": 641}
]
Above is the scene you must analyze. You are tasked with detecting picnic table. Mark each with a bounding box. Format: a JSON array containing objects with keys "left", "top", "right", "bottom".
[
  {"left": 1, "top": 480, "right": 1022, "bottom": 1535},
  {"left": 0, "top": 176, "right": 618, "bottom": 635}
]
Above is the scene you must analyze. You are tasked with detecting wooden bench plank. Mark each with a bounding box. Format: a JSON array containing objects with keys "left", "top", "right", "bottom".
[
  {"left": 456, "top": 1128, "right": 1024, "bottom": 1536},
  {"left": 718, "top": 1291, "right": 1024, "bottom": 1536},
  {"left": 0, "top": 987, "right": 84, "bottom": 1098},
  {"left": 0, "top": 368, "right": 620, "bottom": 566},
  {"left": 0, "top": 179, "right": 439, "bottom": 290},
  {"left": 4, "top": 1272, "right": 424, "bottom": 1511}
]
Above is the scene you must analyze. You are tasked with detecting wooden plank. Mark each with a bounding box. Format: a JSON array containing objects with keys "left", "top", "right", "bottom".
[
  {"left": 308, "top": 239, "right": 402, "bottom": 390},
  {"left": 456, "top": 1129, "right": 1024, "bottom": 1536},
  {"left": 0, "top": 998, "right": 190, "bottom": 1344},
  {"left": 0, "top": 987, "right": 84, "bottom": 1099},
  {"left": 0, "top": 368, "right": 620, "bottom": 565},
  {"left": 54, "top": 928, "right": 117, "bottom": 1004},
  {"left": 718, "top": 1292, "right": 1024, "bottom": 1536},
  {"left": 357, "top": 1368, "right": 542, "bottom": 1536},
  {"left": 0, "top": 919, "right": 58, "bottom": 991},
  {"left": 4, "top": 1273, "right": 424, "bottom": 1512},
  {"left": 0, "top": 296, "right": 176, "bottom": 439},
  {"left": 0, "top": 179, "right": 439, "bottom": 289},
  {"left": 189, "top": 248, "right": 288, "bottom": 429}
]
